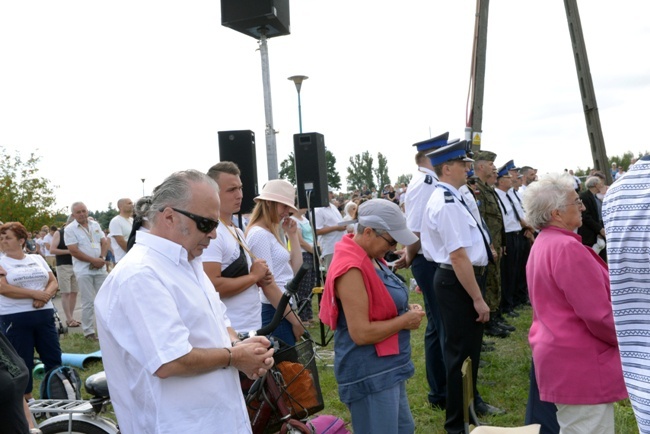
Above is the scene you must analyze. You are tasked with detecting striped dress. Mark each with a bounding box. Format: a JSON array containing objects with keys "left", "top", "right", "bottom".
[{"left": 602, "top": 155, "right": 650, "bottom": 434}]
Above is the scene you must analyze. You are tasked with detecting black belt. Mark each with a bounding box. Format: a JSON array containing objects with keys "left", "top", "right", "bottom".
[{"left": 438, "top": 263, "right": 486, "bottom": 276}]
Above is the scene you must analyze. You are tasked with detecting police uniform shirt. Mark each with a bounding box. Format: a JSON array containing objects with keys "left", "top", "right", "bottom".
[
  {"left": 495, "top": 188, "right": 522, "bottom": 233},
  {"left": 421, "top": 182, "right": 488, "bottom": 266},
  {"left": 460, "top": 184, "right": 481, "bottom": 223},
  {"left": 508, "top": 187, "right": 526, "bottom": 218},
  {"left": 404, "top": 167, "right": 438, "bottom": 254}
]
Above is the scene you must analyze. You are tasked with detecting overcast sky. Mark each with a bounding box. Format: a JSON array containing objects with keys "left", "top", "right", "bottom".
[{"left": 1, "top": 1, "right": 648, "bottom": 213}]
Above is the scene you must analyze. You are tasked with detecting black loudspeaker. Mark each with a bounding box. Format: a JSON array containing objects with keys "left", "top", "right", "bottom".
[
  {"left": 218, "top": 130, "right": 259, "bottom": 214},
  {"left": 294, "top": 133, "right": 329, "bottom": 209},
  {"left": 221, "top": 0, "right": 290, "bottom": 39}
]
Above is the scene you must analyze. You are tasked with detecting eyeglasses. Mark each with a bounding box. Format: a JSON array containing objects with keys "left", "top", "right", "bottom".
[
  {"left": 564, "top": 198, "right": 584, "bottom": 208},
  {"left": 161, "top": 207, "right": 219, "bottom": 233},
  {"left": 373, "top": 229, "right": 397, "bottom": 247}
]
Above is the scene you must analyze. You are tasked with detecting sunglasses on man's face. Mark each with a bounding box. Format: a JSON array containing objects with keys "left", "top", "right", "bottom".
[{"left": 160, "top": 207, "right": 219, "bottom": 233}]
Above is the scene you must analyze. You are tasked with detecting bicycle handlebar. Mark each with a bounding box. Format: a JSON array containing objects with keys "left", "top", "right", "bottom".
[{"left": 240, "top": 263, "right": 310, "bottom": 339}]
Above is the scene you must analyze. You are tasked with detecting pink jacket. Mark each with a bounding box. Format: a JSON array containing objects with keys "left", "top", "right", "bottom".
[{"left": 527, "top": 226, "right": 627, "bottom": 404}]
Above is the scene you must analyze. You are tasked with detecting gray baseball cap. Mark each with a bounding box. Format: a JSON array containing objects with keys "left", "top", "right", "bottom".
[{"left": 356, "top": 199, "right": 418, "bottom": 246}]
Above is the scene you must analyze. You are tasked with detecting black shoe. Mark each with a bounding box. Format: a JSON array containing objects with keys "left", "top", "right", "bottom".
[
  {"left": 504, "top": 309, "right": 520, "bottom": 318},
  {"left": 485, "top": 324, "right": 510, "bottom": 338},
  {"left": 496, "top": 321, "right": 516, "bottom": 332},
  {"left": 474, "top": 401, "right": 506, "bottom": 417},
  {"left": 481, "top": 343, "right": 495, "bottom": 352}
]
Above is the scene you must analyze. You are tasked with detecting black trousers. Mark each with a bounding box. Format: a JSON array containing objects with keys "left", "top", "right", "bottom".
[
  {"left": 434, "top": 267, "right": 485, "bottom": 434},
  {"left": 500, "top": 232, "right": 521, "bottom": 313}
]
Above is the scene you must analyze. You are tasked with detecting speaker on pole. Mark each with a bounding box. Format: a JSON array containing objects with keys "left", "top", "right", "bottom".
[
  {"left": 218, "top": 130, "right": 259, "bottom": 214},
  {"left": 294, "top": 132, "right": 328, "bottom": 209},
  {"left": 221, "top": 0, "right": 290, "bottom": 39}
]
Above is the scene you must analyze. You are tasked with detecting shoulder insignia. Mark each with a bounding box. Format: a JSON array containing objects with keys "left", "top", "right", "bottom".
[
  {"left": 424, "top": 175, "right": 432, "bottom": 185},
  {"left": 443, "top": 190, "right": 454, "bottom": 203}
]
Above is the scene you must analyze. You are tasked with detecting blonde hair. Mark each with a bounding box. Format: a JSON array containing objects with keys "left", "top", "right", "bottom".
[{"left": 246, "top": 199, "right": 285, "bottom": 246}]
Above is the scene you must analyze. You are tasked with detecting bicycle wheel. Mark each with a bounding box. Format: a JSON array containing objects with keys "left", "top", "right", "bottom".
[{"left": 40, "top": 420, "right": 114, "bottom": 434}]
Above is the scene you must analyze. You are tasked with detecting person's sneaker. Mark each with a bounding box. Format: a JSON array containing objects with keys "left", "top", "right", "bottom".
[
  {"left": 474, "top": 401, "right": 506, "bottom": 416},
  {"left": 85, "top": 333, "right": 99, "bottom": 341}
]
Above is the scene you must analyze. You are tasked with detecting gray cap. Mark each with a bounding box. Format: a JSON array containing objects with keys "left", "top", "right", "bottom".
[{"left": 356, "top": 199, "right": 418, "bottom": 246}]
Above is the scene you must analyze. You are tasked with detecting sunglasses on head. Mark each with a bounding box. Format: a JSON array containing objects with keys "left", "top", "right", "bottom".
[{"left": 160, "top": 207, "right": 219, "bottom": 233}]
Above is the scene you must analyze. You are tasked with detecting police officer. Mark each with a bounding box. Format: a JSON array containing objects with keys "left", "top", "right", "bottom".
[
  {"left": 421, "top": 141, "right": 499, "bottom": 434},
  {"left": 473, "top": 151, "right": 511, "bottom": 337},
  {"left": 398, "top": 131, "right": 457, "bottom": 410},
  {"left": 494, "top": 163, "right": 523, "bottom": 318}
]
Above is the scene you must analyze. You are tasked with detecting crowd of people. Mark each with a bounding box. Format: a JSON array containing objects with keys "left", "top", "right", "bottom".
[{"left": 0, "top": 146, "right": 648, "bottom": 434}]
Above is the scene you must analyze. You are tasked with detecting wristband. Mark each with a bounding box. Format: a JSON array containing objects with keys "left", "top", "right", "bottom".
[{"left": 224, "top": 347, "right": 232, "bottom": 368}]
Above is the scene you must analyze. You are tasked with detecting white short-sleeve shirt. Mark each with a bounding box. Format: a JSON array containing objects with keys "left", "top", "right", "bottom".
[
  {"left": 203, "top": 223, "right": 261, "bottom": 333},
  {"left": 108, "top": 215, "right": 133, "bottom": 263},
  {"left": 404, "top": 167, "right": 438, "bottom": 255},
  {"left": 64, "top": 219, "right": 106, "bottom": 276},
  {"left": 0, "top": 254, "right": 53, "bottom": 315},
  {"left": 495, "top": 188, "right": 523, "bottom": 233},
  {"left": 246, "top": 226, "right": 292, "bottom": 305},
  {"left": 421, "top": 182, "right": 489, "bottom": 266},
  {"left": 95, "top": 231, "right": 250, "bottom": 434},
  {"left": 314, "top": 203, "right": 345, "bottom": 256}
]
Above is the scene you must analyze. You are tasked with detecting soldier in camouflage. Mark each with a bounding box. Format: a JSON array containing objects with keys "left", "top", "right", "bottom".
[{"left": 473, "top": 151, "right": 512, "bottom": 338}]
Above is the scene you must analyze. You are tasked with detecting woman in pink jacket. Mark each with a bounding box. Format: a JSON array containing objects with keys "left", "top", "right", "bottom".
[{"left": 522, "top": 173, "right": 627, "bottom": 434}]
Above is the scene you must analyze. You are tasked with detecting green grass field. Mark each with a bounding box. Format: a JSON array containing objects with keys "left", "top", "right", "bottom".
[{"left": 40, "top": 271, "right": 639, "bottom": 433}]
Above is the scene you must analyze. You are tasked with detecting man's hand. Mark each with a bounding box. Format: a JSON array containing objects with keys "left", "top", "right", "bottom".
[
  {"left": 393, "top": 248, "right": 410, "bottom": 270},
  {"left": 232, "top": 336, "right": 275, "bottom": 380},
  {"left": 90, "top": 257, "right": 105, "bottom": 269},
  {"left": 473, "top": 298, "right": 490, "bottom": 323}
]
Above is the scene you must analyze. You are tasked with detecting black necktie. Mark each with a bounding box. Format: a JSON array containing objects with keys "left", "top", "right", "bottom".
[{"left": 506, "top": 194, "right": 522, "bottom": 222}]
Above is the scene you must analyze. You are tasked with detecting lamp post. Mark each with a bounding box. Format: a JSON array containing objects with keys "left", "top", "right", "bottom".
[
  {"left": 141, "top": 178, "right": 145, "bottom": 196},
  {"left": 288, "top": 75, "right": 308, "bottom": 133}
]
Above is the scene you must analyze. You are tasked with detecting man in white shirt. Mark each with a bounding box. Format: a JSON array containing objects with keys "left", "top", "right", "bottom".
[
  {"left": 65, "top": 202, "right": 109, "bottom": 340},
  {"left": 203, "top": 161, "right": 270, "bottom": 333},
  {"left": 95, "top": 169, "right": 274, "bottom": 434},
  {"left": 314, "top": 189, "right": 346, "bottom": 270},
  {"left": 42, "top": 225, "right": 57, "bottom": 269},
  {"left": 108, "top": 198, "right": 134, "bottom": 263}
]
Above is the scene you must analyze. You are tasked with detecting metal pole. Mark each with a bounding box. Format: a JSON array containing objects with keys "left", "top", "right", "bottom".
[
  {"left": 563, "top": 0, "right": 611, "bottom": 184},
  {"left": 141, "top": 178, "right": 145, "bottom": 196},
  {"left": 297, "top": 91, "right": 303, "bottom": 134},
  {"left": 258, "top": 30, "right": 278, "bottom": 179}
]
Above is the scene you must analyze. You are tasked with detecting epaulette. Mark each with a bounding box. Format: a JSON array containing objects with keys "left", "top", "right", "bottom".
[
  {"left": 444, "top": 190, "right": 454, "bottom": 203},
  {"left": 424, "top": 175, "right": 432, "bottom": 185}
]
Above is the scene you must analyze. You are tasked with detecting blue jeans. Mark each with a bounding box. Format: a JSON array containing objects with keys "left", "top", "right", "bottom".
[
  {"left": 411, "top": 254, "right": 446, "bottom": 405},
  {"left": 261, "top": 303, "right": 296, "bottom": 346},
  {"left": 347, "top": 381, "right": 414, "bottom": 434},
  {"left": 1, "top": 309, "right": 62, "bottom": 394}
]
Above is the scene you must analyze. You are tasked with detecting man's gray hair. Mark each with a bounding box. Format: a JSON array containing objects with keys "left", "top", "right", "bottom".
[
  {"left": 147, "top": 170, "right": 219, "bottom": 224},
  {"left": 522, "top": 173, "right": 575, "bottom": 230},
  {"left": 585, "top": 176, "right": 601, "bottom": 189}
]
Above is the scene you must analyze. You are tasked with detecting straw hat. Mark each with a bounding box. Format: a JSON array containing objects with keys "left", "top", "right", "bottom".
[{"left": 254, "top": 179, "right": 298, "bottom": 212}]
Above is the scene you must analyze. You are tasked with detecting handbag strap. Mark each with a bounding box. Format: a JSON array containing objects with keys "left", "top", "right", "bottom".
[{"left": 220, "top": 219, "right": 257, "bottom": 261}]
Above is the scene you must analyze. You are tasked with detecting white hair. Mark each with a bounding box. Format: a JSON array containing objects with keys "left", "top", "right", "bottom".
[{"left": 522, "top": 173, "right": 575, "bottom": 230}]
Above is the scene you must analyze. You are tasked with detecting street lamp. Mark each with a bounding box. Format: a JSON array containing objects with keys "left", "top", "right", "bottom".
[{"left": 288, "top": 75, "right": 308, "bottom": 134}]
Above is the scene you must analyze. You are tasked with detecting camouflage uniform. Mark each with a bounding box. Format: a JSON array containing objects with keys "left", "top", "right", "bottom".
[{"left": 474, "top": 154, "right": 505, "bottom": 312}]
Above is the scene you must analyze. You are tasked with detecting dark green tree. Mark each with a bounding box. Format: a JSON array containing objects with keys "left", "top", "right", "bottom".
[
  {"left": 0, "top": 147, "right": 61, "bottom": 231},
  {"left": 396, "top": 173, "right": 413, "bottom": 185},
  {"left": 90, "top": 204, "right": 118, "bottom": 230},
  {"left": 374, "top": 152, "right": 391, "bottom": 190},
  {"left": 278, "top": 152, "right": 296, "bottom": 184},
  {"left": 347, "top": 151, "right": 375, "bottom": 191},
  {"left": 278, "top": 148, "right": 342, "bottom": 190}
]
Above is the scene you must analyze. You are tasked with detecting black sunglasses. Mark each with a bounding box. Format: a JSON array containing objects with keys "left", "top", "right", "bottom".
[
  {"left": 373, "top": 229, "right": 398, "bottom": 247},
  {"left": 160, "top": 207, "right": 219, "bottom": 233}
]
